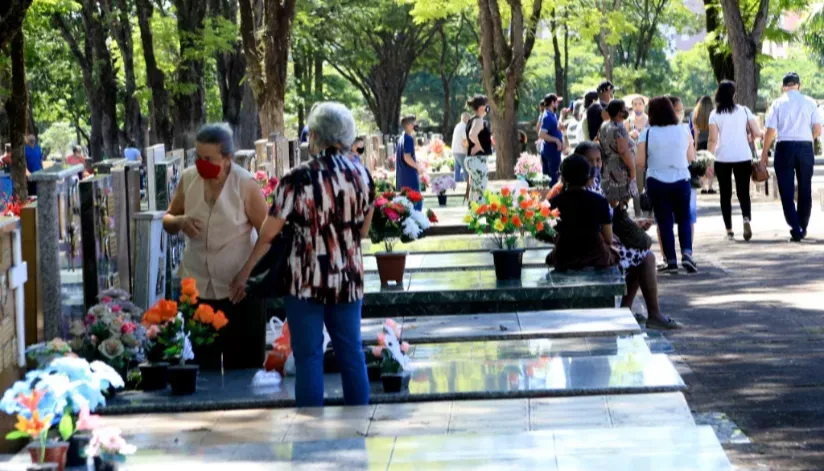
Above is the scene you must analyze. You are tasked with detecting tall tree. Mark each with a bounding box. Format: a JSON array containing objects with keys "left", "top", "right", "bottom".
[
  {"left": 550, "top": 8, "right": 569, "bottom": 100},
  {"left": 718, "top": 0, "right": 768, "bottom": 110},
  {"left": 135, "top": 0, "right": 174, "bottom": 147},
  {"left": 435, "top": 15, "right": 469, "bottom": 137},
  {"left": 53, "top": 1, "right": 120, "bottom": 161},
  {"left": 239, "top": 0, "right": 297, "bottom": 137},
  {"left": 326, "top": 0, "right": 441, "bottom": 135},
  {"left": 594, "top": 0, "right": 622, "bottom": 81},
  {"left": 171, "top": 0, "right": 208, "bottom": 148},
  {"left": 703, "top": 0, "right": 735, "bottom": 82}
]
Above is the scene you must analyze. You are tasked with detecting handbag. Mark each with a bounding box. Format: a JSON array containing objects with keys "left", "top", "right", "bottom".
[
  {"left": 612, "top": 206, "right": 653, "bottom": 251},
  {"left": 752, "top": 160, "right": 769, "bottom": 182},
  {"left": 639, "top": 128, "right": 653, "bottom": 212},
  {"left": 245, "top": 223, "right": 294, "bottom": 299}
]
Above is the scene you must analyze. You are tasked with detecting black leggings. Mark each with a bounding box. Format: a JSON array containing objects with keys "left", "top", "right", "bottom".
[{"left": 714, "top": 160, "right": 752, "bottom": 230}]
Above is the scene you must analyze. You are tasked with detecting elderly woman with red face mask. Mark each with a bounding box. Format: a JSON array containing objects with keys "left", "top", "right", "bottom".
[{"left": 162, "top": 123, "right": 269, "bottom": 370}]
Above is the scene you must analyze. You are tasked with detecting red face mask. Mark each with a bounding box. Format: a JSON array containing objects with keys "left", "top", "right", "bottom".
[{"left": 195, "top": 159, "right": 222, "bottom": 180}]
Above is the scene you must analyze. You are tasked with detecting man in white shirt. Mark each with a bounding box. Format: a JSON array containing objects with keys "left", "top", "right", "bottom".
[
  {"left": 761, "top": 72, "right": 822, "bottom": 241},
  {"left": 451, "top": 112, "right": 471, "bottom": 182}
]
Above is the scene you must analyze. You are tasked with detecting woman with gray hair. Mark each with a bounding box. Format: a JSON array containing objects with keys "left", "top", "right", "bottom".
[
  {"left": 163, "top": 123, "right": 269, "bottom": 369},
  {"left": 230, "top": 102, "right": 375, "bottom": 407}
]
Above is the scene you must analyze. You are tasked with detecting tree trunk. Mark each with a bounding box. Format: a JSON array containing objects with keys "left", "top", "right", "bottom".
[
  {"left": 703, "top": 0, "right": 734, "bottom": 82},
  {"left": 492, "top": 84, "right": 520, "bottom": 179},
  {"left": 313, "top": 54, "right": 323, "bottom": 99},
  {"left": 105, "top": 0, "right": 145, "bottom": 151},
  {"left": 9, "top": 30, "right": 28, "bottom": 199},
  {"left": 0, "top": 0, "right": 33, "bottom": 52},
  {"left": 236, "top": 84, "right": 260, "bottom": 147},
  {"left": 551, "top": 9, "right": 566, "bottom": 98},
  {"left": 212, "top": 0, "right": 251, "bottom": 148},
  {"left": 172, "top": 0, "right": 207, "bottom": 148},
  {"left": 439, "top": 25, "right": 452, "bottom": 137},
  {"left": 136, "top": 0, "right": 174, "bottom": 147},
  {"left": 719, "top": 0, "right": 768, "bottom": 110}
]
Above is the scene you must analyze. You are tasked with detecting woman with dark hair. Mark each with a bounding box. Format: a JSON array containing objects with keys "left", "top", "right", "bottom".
[
  {"left": 465, "top": 95, "right": 493, "bottom": 203},
  {"left": 638, "top": 97, "right": 696, "bottom": 273},
  {"left": 708, "top": 80, "right": 762, "bottom": 241},
  {"left": 598, "top": 99, "right": 638, "bottom": 206},
  {"left": 580, "top": 91, "right": 600, "bottom": 141},
  {"left": 692, "top": 96, "right": 716, "bottom": 194}
]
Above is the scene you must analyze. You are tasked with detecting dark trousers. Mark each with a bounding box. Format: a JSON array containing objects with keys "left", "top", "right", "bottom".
[
  {"left": 542, "top": 152, "right": 561, "bottom": 187},
  {"left": 714, "top": 160, "right": 752, "bottom": 230},
  {"left": 199, "top": 296, "right": 266, "bottom": 370},
  {"left": 646, "top": 177, "right": 692, "bottom": 264},
  {"left": 774, "top": 141, "right": 814, "bottom": 237}
]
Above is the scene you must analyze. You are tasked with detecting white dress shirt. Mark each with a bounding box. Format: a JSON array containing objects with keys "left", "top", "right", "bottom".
[{"left": 766, "top": 90, "right": 821, "bottom": 142}]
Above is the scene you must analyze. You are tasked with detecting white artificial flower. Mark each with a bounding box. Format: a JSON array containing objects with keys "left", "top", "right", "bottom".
[
  {"left": 402, "top": 218, "right": 422, "bottom": 240},
  {"left": 90, "top": 361, "right": 125, "bottom": 389},
  {"left": 393, "top": 196, "right": 412, "bottom": 210},
  {"left": 410, "top": 210, "right": 431, "bottom": 230}
]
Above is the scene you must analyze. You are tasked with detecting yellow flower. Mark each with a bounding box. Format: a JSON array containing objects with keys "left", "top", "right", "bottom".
[
  {"left": 469, "top": 202, "right": 479, "bottom": 211},
  {"left": 488, "top": 195, "right": 501, "bottom": 206},
  {"left": 463, "top": 214, "right": 473, "bottom": 223},
  {"left": 493, "top": 220, "right": 505, "bottom": 232}
]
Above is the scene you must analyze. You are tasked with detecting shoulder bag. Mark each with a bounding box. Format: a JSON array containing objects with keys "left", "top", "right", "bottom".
[
  {"left": 245, "top": 223, "right": 294, "bottom": 299},
  {"left": 639, "top": 128, "right": 653, "bottom": 212},
  {"left": 745, "top": 108, "right": 770, "bottom": 182}
]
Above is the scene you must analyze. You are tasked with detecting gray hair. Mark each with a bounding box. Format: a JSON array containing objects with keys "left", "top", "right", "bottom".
[
  {"left": 461, "top": 112, "right": 471, "bottom": 121},
  {"left": 195, "top": 123, "right": 234, "bottom": 156},
  {"left": 307, "top": 102, "right": 357, "bottom": 148}
]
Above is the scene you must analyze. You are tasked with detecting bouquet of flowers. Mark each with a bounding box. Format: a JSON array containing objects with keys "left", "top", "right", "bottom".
[
  {"left": 372, "top": 319, "right": 411, "bottom": 375},
  {"left": 178, "top": 278, "right": 228, "bottom": 349},
  {"left": 142, "top": 305, "right": 193, "bottom": 366},
  {"left": 431, "top": 175, "right": 456, "bottom": 196},
  {"left": 86, "top": 427, "right": 137, "bottom": 464},
  {"left": 689, "top": 150, "right": 715, "bottom": 188},
  {"left": 1, "top": 194, "right": 35, "bottom": 217},
  {"left": 419, "top": 172, "right": 431, "bottom": 192},
  {"left": 465, "top": 187, "right": 559, "bottom": 249},
  {"left": 69, "top": 290, "right": 146, "bottom": 372},
  {"left": 369, "top": 187, "right": 437, "bottom": 252},
  {"left": 514, "top": 153, "right": 542, "bottom": 181},
  {"left": 25, "top": 338, "right": 73, "bottom": 369},
  {"left": 373, "top": 167, "right": 395, "bottom": 193},
  {"left": 423, "top": 138, "right": 453, "bottom": 172},
  {"left": 255, "top": 170, "right": 279, "bottom": 206}
]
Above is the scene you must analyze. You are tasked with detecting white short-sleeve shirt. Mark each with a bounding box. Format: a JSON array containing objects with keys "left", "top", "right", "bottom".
[
  {"left": 709, "top": 105, "right": 757, "bottom": 163},
  {"left": 451, "top": 121, "right": 467, "bottom": 154},
  {"left": 640, "top": 125, "right": 691, "bottom": 183},
  {"left": 765, "top": 91, "right": 821, "bottom": 142}
]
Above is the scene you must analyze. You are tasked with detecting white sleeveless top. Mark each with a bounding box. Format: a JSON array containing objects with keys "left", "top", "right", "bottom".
[{"left": 179, "top": 163, "right": 257, "bottom": 299}]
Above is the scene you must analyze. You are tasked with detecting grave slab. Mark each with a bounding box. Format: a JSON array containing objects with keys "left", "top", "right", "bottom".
[{"left": 517, "top": 308, "right": 641, "bottom": 339}]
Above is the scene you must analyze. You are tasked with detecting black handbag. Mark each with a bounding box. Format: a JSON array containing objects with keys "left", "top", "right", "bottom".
[
  {"left": 612, "top": 206, "right": 652, "bottom": 251},
  {"left": 245, "top": 223, "right": 294, "bottom": 299},
  {"left": 639, "top": 128, "right": 653, "bottom": 212}
]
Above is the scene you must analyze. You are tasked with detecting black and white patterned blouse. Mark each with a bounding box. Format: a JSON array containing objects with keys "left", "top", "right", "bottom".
[{"left": 270, "top": 148, "right": 375, "bottom": 304}]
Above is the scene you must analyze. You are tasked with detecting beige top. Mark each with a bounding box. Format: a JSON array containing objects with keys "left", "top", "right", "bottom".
[{"left": 179, "top": 163, "right": 257, "bottom": 299}]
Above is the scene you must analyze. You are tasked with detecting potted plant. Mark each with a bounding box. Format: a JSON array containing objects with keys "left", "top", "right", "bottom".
[
  {"left": 466, "top": 187, "right": 559, "bottom": 280},
  {"left": 514, "top": 153, "right": 542, "bottom": 185},
  {"left": 5, "top": 391, "right": 65, "bottom": 471},
  {"left": 368, "top": 188, "right": 437, "bottom": 286},
  {"left": 375, "top": 320, "right": 412, "bottom": 393},
  {"left": 85, "top": 427, "right": 136, "bottom": 471},
  {"left": 139, "top": 299, "right": 179, "bottom": 391},
  {"left": 178, "top": 278, "right": 229, "bottom": 370},
  {"left": 364, "top": 347, "right": 383, "bottom": 382},
  {"left": 431, "top": 175, "right": 457, "bottom": 207},
  {"left": 142, "top": 301, "right": 198, "bottom": 395}
]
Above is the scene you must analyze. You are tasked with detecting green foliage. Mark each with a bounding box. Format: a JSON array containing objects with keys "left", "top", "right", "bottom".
[
  {"left": 39, "top": 122, "right": 78, "bottom": 159},
  {"left": 58, "top": 407, "right": 75, "bottom": 441}
]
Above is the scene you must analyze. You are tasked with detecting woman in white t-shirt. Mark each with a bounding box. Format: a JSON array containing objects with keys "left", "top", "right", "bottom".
[{"left": 708, "top": 80, "right": 762, "bottom": 241}]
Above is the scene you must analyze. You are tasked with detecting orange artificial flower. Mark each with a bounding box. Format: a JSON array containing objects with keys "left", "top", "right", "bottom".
[
  {"left": 512, "top": 215, "right": 522, "bottom": 228},
  {"left": 536, "top": 221, "right": 545, "bottom": 232},
  {"left": 142, "top": 309, "right": 162, "bottom": 326},
  {"left": 16, "top": 390, "right": 45, "bottom": 412},
  {"left": 550, "top": 208, "right": 561, "bottom": 218},
  {"left": 194, "top": 304, "right": 216, "bottom": 325},
  {"left": 500, "top": 205, "right": 508, "bottom": 216},
  {"left": 520, "top": 199, "right": 531, "bottom": 210},
  {"left": 540, "top": 207, "right": 551, "bottom": 218},
  {"left": 477, "top": 204, "right": 488, "bottom": 215},
  {"left": 15, "top": 411, "right": 51, "bottom": 437},
  {"left": 181, "top": 278, "right": 199, "bottom": 304},
  {"left": 501, "top": 216, "right": 508, "bottom": 224},
  {"left": 212, "top": 311, "right": 229, "bottom": 330},
  {"left": 525, "top": 210, "right": 535, "bottom": 220},
  {"left": 156, "top": 300, "right": 178, "bottom": 322},
  {"left": 519, "top": 188, "right": 528, "bottom": 196},
  {"left": 490, "top": 203, "right": 499, "bottom": 212},
  {"left": 501, "top": 187, "right": 511, "bottom": 197},
  {"left": 530, "top": 191, "right": 541, "bottom": 200}
]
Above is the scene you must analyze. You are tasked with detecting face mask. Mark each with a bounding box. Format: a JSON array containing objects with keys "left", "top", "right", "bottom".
[
  {"left": 356, "top": 147, "right": 365, "bottom": 155},
  {"left": 484, "top": 105, "right": 491, "bottom": 114},
  {"left": 413, "top": 125, "right": 419, "bottom": 132},
  {"left": 634, "top": 110, "right": 644, "bottom": 116},
  {"left": 195, "top": 159, "right": 222, "bottom": 180}
]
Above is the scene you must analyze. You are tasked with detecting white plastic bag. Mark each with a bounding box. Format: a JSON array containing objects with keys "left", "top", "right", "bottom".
[{"left": 269, "top": 318, "right": 332, "bottom": 376}]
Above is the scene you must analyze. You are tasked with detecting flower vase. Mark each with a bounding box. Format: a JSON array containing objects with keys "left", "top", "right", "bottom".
[
  {"left": 380, "top": 371, "right": 411, "bottom": 393},
  {"left": 168, "top": 364, "right": 199, "bottom": 395},
  {"left": 437, "top": 194, "right": 447, "bottom": 207},
  {"left": 374, "top": 252, "right": 407, "bottom": 286},
  {"left": 66, "top": 433, "right": 92, "bottom": 467},
  {"left": 138, "top": 362, "right": 169, "bottom": 391},
  {"left": 27, "top": 442, "right": 69, "bottom": 471},
  {"left": 491, "top": 248, "right": 525, "bottom": 281},
  {"left": 93, "top": 457, "right": 119, "bottom": 471}
]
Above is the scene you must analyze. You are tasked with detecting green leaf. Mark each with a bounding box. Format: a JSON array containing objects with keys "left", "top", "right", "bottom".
[
  {"left": 5, "top": 430, "right": 29, "bottom": 440},
  {"left": 58, "top": 412, "right": 75, "bottom": 441}
]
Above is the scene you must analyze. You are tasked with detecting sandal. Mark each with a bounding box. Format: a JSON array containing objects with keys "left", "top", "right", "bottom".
[{"left": 646, "top": 316, "right": 683, "bottom": 330}]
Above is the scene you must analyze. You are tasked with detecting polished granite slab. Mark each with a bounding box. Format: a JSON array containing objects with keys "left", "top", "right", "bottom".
[
  {"left": 362, "top": 235, "right": 548, "bottom": 254},
  {"left": 104, "top": 347, "right": 683, "bottom": 413},
  {"left": 3, "top": 425, "right": 730, "bottom": 470},
  {"left": 362, "top": 249, "right": 551, "bottom": 273}
]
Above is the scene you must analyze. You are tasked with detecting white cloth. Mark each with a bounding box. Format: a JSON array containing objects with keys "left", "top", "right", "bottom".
[
  {"left": 451, "top": 121, "right": 467, "bottom": 154},
  {"left": 709, "top": 105, "right": 758, "bottom": 163},
  {"left": 640, "top": 125, "right": 691, "bottom": 183},
  {"left": 766, "top": 90, "right": 821, "bottom": 142},
  {"left": 180, "top": 163, "right": 257, "bottom": 299}
]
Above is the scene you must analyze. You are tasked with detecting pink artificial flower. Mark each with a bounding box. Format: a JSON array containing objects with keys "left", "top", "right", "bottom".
[
  {"left": 384, "top": 208, "right": 400, "bottom": 222},
  {"left": 84, "top": 314, "right": 96, "bottom": 326},
  {"left": 255, "top": 170, "right": 267, "bottom": 182},
  {"left": 400, "top": 342, "right": 410, "bottom": 354},
  {"left": 371, "top": 346, "right": 383, "bottom": 358},
  {"left": 377, "top": 332, "right": 386, "bottom": 347},
  {"left": 146, "top": 325, "right": 160, "bottom": 339},
  {"left": 111, "top": 305, "right": 122, "bottom": 313},
  {"left": 268, "top": 177, "right": 279, "bottom": 188},
  {"left": 375, "top": 197, "right": 389, "bottom": 207},
  {"left": 76, "top": 405, "right": 102, "bottom": 432},
  {"left": 90, "top": 335, "right": 98, "bottom": 345},
  {"left": 385, "top": 319, "right": 400, "bottom": 338},
  {"left": 121, "top": 322, "right": 137, "bottom": 334},
  {"left": 100, "top": 296, "right": 112, "bottom": 304}
]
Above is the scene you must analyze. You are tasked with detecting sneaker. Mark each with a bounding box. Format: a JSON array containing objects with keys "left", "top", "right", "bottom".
[
  {"left": 726, "top": 232, "right": 735, "bottom": 241},
  {"left": 700, "top": 189, "right": 709, "bottom": 195},
  {"left": 657, "top": 263, "right": 678, "bottom": 273},
  {"left": 681, "top": 254, "right": 698, "bottom": 273},
  {"left": 791, "top": 230, "right": 803, "bottom": 242},
  {"left": 743, "top": 222, "right": 752, "bottom": 241},
  {"left": 646, "top": 316, "right": 683, "bottom": 330}
]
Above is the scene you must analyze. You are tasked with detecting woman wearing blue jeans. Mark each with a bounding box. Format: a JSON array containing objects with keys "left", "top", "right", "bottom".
[
  {"left": 231, "top": 102, "right": 375, "bottom": 407},
  {"left": 637, "top": 96, "right": 697, "bottom": 273}
]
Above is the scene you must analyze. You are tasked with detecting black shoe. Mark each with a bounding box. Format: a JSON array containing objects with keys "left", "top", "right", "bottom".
[
  {"left": 700, "top": 189, "right": 709, "bottom": 195},
  {"left": 657, "top": 263, "right": 678, "bottom": 273},
  {"left": 743, "top": 222, "right": 752, "bottom": 241},
  {"left": 646, "top": 316, "right": 683, "bottom": 330},
  {"left": 726, "top": 232, "right": 735, "bottom": 241},
  {"left": 791, "top": 230, "right": 803, "bottom": 242},
  {"left": 681, "top": 254, "right": 698, "bottom": 273},
  {"left": 707, "top": 189, "right": 717, "bottom": 194}
]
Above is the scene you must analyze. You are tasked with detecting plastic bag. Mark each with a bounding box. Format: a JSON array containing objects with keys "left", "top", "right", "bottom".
[
  {"left": 264, "top": 318, "right": 292, "bottom": 374},
  {"left": 251, "top": 369, "right": 282, "bottom": 389}
]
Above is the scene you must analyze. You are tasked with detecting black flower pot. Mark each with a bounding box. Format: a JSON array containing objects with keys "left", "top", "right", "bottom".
[
  {"left": 138, "top": 362, "right": 169, "bottom": 391},
  {"left": 437, "top": 194, "right": 448, "bottom": 206},
  {"left": 168, "top": 364, "right": 199, "bottom": 395},
  {"left": 367, "top": 363, "right": 382, "bottom": 382},
  {"left": 323, "top": 349, "right": 339, "bottom": 373},
  {"left": 66, "top": 432, "right": 92, "bottom": 467},
  {"left": 380, "top": 371, "right": 411, "bottom": 393},
  {"left": 491, "top": 248, "right": 525, "bottom": 281},
  {"left": 93, "top": 457, "right": 119, "bottom": 471}
]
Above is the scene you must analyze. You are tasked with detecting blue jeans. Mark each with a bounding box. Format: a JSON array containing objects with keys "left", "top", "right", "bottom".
[
  {"left": 285, "top": 296, "right": 370, "bottom": 407},
  {"left": 454, "top": 154, "right": 467, "bottom": 182},
  {"left": 774, "top": 141, "right": 814, "bottom": 237},
  {"left": 541, "top": 151, "right": 561, "bottom": 187},
  {"left": 647, "top": 177, "right": 693, "bottom": 264}
]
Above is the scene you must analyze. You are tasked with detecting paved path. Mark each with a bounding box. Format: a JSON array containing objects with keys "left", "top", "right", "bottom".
[{"left": 652, "top": 191, "right": 824, "bottom": 470}]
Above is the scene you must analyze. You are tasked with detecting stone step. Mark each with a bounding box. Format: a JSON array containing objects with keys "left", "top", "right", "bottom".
[
  {"left": 364, "top": 249, "right": 551, "bottom": 273},
  {"left": 104, "top": 351, "right": 684, "bottom": 414}
]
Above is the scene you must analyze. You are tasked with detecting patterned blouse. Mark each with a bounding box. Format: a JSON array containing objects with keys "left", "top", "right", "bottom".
[{"left": 270, "top": 147, "right": 376, "bottom": 304}]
